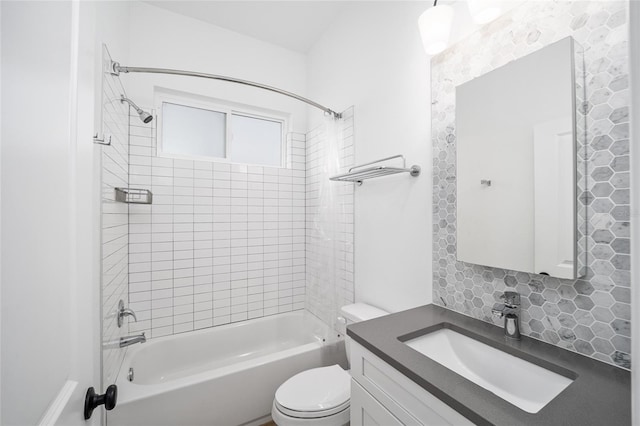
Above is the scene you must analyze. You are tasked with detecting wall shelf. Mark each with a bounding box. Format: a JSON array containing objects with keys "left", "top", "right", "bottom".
[
  {"left": 330, "top": 155, "right": 421, "bottom": 185},
  {"left": 115, "top": 187, "right": 153, "bottom": 204}
]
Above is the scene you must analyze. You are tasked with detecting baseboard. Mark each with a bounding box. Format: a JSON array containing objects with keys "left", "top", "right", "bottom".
[
  {"left": 241, "top": 413, "right": 273, "bottom": 426},
  {"left": 38, "top": 380, "right": 78, "bottom": 426}
]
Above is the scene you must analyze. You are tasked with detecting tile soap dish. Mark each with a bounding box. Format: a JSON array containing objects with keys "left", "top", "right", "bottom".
[{"left": 115, "top": 187, "right": 153, "bottom": 204}]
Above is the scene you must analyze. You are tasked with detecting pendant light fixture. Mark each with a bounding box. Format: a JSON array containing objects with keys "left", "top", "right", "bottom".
[
  {"left": 418, "top": 0, "right": 454, "bottom": 55},
  {"left": 467, "top": 0, "right": 503, "bottom": 24}
]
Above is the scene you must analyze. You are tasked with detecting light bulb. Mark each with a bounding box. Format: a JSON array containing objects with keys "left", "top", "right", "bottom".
[{"left": 418, "top": 4, "right": 455, "bottom": 56}]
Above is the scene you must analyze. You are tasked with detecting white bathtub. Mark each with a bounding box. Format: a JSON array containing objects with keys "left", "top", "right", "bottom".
[{"left": 109, "top": 310, "right": 345, "bottom": 426}]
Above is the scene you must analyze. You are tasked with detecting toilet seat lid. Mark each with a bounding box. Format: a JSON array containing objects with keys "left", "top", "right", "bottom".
[{"left": 275, "top": 365, "right": 350, "bottom": 413}]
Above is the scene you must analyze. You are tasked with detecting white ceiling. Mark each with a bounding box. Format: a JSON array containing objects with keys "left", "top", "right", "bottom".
[{"left": 143, "top": 1, "right": 350, "bottom": 53}]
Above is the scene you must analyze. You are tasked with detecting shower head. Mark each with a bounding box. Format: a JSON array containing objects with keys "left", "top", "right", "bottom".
[
  {"left": 138, "top": 110, "right": 153, "bottom": 124},
  {"left": 120, "top": 95, "right": 153, "bottom": 124}
]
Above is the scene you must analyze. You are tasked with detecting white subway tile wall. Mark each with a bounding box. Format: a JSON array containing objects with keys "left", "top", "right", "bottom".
[
  {"left": 127, "top": 114, "right": 308, "bottom": 338},
  {"left": 101, "top": 47, "right": 130, "bottom": 385},
  {"left": 305, "top": 108, "right": 356, "bottom": 327}
]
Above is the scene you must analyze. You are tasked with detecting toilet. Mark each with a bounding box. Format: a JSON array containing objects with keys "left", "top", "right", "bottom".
[{"left": 271, "top": 303, "right": 389, "bottom": 426}]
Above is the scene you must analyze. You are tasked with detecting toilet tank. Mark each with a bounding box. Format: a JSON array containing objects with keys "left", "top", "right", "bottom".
[
  {"left": 339, "top": 303, "right": 389, "bottom": 365},
  {"left": 340, "top": 303, "right": 389, "bottom": 324}
]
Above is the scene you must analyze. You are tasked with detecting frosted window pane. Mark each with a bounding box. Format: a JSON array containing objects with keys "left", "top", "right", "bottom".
[
  {"left": 162, "top": 102, "right": 226, "bottom": 158},
  {"left": 230, "top": 114, "right": 282, "bottom": 167}
]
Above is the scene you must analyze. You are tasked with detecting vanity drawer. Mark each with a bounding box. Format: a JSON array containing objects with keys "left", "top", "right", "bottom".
[
  {"left": 350, "top": 341, "right": 474, "bottom": 426},
  {"left": 351, "top": 380, "right": 404, "bottom": 426}
]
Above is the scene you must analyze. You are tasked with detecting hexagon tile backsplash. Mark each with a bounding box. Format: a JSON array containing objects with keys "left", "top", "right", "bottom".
[{"left": 431, "top": 1, "right": 631, "bottom": 369}]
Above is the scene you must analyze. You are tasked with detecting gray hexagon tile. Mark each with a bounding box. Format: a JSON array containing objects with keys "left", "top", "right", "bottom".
[{"left": 431, "top": 0, "right": 630, "bottom": 370}]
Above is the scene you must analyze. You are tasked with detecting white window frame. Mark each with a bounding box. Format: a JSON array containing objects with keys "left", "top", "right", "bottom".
[{"left": 155, "top": 88, "right": 289, "bottom": 167}]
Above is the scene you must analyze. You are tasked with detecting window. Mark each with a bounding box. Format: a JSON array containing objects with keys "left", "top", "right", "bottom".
[
  {"left": 162, "top": 103, "right": 226, "bottom": 158},
  {"left": 230, "top": 114, "right": 282, "bottom": 167},
  {"left": 157, "top": 90, "right": 287, "bottom": 167}
]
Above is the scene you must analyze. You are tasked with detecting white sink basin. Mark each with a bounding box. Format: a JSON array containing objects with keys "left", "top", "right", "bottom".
[{"left": 404, "top": 328, "right": 574, "bottom": 413}]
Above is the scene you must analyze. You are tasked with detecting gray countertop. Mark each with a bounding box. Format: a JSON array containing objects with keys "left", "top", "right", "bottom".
[{"left": 347, "top": 304, "right": 631, "bottom": 426}]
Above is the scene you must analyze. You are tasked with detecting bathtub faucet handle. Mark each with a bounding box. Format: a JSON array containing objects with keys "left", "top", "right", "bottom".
[
  {"left": 117, "top": 299, "right": 138, "bottom": 328},
  {"left": 122, "top": 308, "right": 137, "bottom": 322}
]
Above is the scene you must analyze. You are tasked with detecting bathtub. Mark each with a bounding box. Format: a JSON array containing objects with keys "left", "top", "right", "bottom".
[{"left": 109, "top": 310, "right": 345, "bottom": 426}]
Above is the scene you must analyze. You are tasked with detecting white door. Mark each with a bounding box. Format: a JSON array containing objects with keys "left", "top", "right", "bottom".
[{"left": 1, "top": 2, "right": 102, "bottom": 425}]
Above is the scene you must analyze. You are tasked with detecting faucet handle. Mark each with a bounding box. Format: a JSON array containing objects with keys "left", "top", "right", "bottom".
[
  {"left": 122, "top": 309, "right": 137, "bottom": 322},
  {"left": 117, "top": 300, "right": 138, "bottom": 328},
  {"left": 491, "top": 303, "right": 506, "bottom": 318},
  {"left": 501, "top": 291, "right": 521, "bottom": 307}
]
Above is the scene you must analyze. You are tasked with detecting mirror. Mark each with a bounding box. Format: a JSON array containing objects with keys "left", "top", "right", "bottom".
[{"left": 456, "top": 36, "right": 585, "bottom": 279}]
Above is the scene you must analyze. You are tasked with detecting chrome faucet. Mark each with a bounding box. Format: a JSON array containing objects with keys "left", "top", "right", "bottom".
[
  {"left": 119, "top": 332, "right": 146, "bottom": 348},
  {"left": 492, "top": 291, "right": 521, "bottom": 340},
  {"left": 117, "top": 299, "right": 138, "bottom": 328}
]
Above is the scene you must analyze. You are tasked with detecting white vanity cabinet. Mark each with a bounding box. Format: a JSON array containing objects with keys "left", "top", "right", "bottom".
[
  {"left": 349, "top": 341, "right": 475, "bottom": 426},
  {"left": 351, "top": 380, "right": 404, "bottom": 426}
]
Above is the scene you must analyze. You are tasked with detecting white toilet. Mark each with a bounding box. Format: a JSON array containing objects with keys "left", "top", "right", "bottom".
[{"left": 271, "top": 303, "right": 389, "bottom": 426}]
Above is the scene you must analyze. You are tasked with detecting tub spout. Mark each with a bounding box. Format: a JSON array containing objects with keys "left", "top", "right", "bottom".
[{"left": 120, "top": 332, "right": 146, "bottom": 348}]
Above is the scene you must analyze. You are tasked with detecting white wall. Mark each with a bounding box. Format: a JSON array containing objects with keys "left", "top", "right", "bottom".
[
  {"left": 1, "top": 2, "right": 75, "bottom": 424},
  {"left": 125, "top": 1, "right": 308, "bottom": 133},
  {"left": 94, "top": 1, "right": 131, "bottom": 74},
  {"left": 307, "top": 2, "right": 432, "bottom": 312}
]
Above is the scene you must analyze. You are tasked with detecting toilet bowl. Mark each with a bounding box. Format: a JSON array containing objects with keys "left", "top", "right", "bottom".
[{"left": 271, "top": 304, "right": 388, "bottom": 426}]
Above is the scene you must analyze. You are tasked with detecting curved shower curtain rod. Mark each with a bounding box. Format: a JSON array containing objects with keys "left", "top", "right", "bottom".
[{"left": 110, "top": 61, "right": 342, "bottom": 119}]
